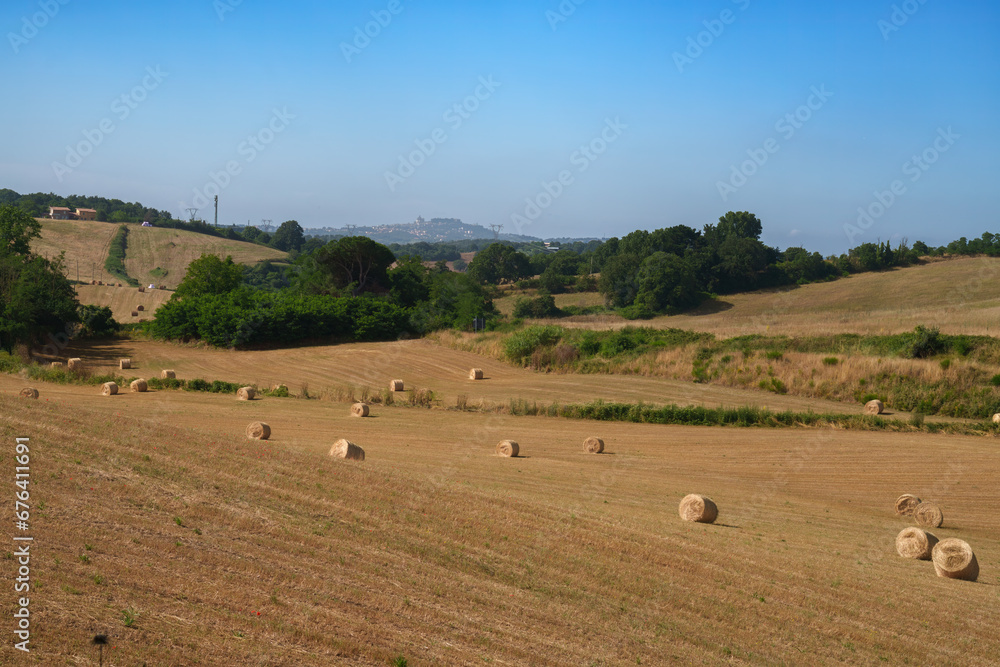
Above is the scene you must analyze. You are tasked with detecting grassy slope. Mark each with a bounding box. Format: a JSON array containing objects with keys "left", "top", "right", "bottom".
[
  {"left": 73, "top": 284, "right": 174, "bottom": 322},
  {"left": 30, "top": 219, "right": 288, "bottom": 290},
  {"left": 499, "top": 257, "right": 1000, "bottom": 336},
  {"left": 1, "top": 375, "right": 998, "bottom": 665}
]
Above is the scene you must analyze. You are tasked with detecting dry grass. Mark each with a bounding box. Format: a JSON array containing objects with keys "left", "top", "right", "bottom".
[
  {"left": 543, "top": 257, "right": 1000, "bottom": 337},
  {"left": 2, "top": 376, "right": 998, "bottom": 664}
]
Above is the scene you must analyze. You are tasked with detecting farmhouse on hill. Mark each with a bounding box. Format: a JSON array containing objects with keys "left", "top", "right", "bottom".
[{"left": 47, "top": 206, "right": 98, "bottom": 220}]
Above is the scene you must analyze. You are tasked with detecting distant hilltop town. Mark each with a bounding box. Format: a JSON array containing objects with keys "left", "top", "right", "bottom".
[{"left": 305, "top": 216, "right": 541, "bottom": 244}]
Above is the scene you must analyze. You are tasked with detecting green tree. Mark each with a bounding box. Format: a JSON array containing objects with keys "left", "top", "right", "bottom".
[
  {"left": 270, "top": 220, "right": 305, "bottom": 252},
  {"left": 300, "top": 236, "right": 396, "bottom": 296},
  {"left": 174, "top": 254, "right": 245, "bottom": 298},
  {"left": 466, "top": 243, "right": 531, "bottom": 285},
  {"left": 0, "top": 205, "right": 79, "bottom": 352},
  {"left": 597, "top": 253, "right": 642, "bottom": 308},
  {"left": 714, "top": 211, "right": 763, "bottom": 241},
  {"left": 634, "top": 252, "right": 701, "bottom": 312}
]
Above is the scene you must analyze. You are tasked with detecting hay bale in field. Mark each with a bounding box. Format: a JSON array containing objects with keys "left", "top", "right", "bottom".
[
  {"left": 583, "top": 436, "right": 605, "bottom": 454},
  {"left": 932, "top": 538, "right": 979, "bottom": 581},
  {"left": 129, "top": 379, "right": 147, "bottom": 393},
  {"left": 894, "top": 494, "right": 922, "bottom": 516},
  {"left": 330, "top": 439, "right": 365, "bottom": 461},
  {"left": 138, "top": 287, "right": 145, "bottom": 293},
  {"left": 350, "top": 403, "right": 370, "bottom": 417},
  {"left": 67, "top": 358, "right": 82, "bottom": 370},
  {"left": 496, "top": 440, "right": 519, "bottom": 457},
  {"left": 101, "top": 382, "right": 118, "bottom": 396},
  {"left": 160, "top": 370, "right": 175, "bottom": 379},
  {"left": 246, "top": 422, "right": 271, "bottom": 440},
  {"left": 97, "top": 281, "right": 103, "bottom": 285},
  {"left": 864, "top": 399, "right": 884, "bottom": 415},
  {"left": 914, "top": 502, "right": 944, "bottom": 528},
  {"left": 993, "top": 413, "right": 1000, "bottom": 424},
  {"left": 90, "top": 280, "right": 97, "bottom": 285},
  {"left": 679, "top": 494, "right": 719, "bottom": 524},
  {"left": 19, "top": 388, "right": 39, "bottom": 399},
  {"left": 895, "top": 527, "right": 938, "bottom": 560},
  {"left": 159, "top": 285, "right": 166, "bottom": 290},
  {"left": 469, "top": 368, "right": 484, "bottom": 380},
  {"left": 50, "top": 362, "right": 64, "bottom": 369},
  {"left": 236, "top": 386, "right": 255, "bottom": 401},
  {"left": 389, "top": 379, "right": 404, "bottom": 392},
  {"left": 136, "top": 304, "right": 144, "bottom": 312},
  {"left": 130, "top": 310, "right": 139, "bottom": 317},
  {"left": 119, "top": 358, "right": 131, "bottom": 370}
]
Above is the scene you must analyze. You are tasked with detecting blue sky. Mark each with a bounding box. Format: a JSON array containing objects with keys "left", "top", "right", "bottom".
[{"left": 1, "top": 0, "right": 997, "bottom": 254}]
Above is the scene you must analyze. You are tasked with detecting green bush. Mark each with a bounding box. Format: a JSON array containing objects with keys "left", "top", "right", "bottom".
[
  {"left": 822, "top": 357, "right": 839, "bottom": 365},
  {"left": 990, "top": 374, "right": 1000, "bottom": 387},
  {"left": 503, "top": 326, "right": 562, "bottom": 362},
  {"left": 765, "top": 350, "right": 783, "bottom": 360},
  {"left": 513, "top": 294, "right": 561, "bottom": 319}
]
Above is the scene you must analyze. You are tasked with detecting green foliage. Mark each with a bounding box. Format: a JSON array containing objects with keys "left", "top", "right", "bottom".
[
  {"left": 174, "top": 254, "right": 245, "bottom": 298},
  {"left": 907, "top": 325, "right": 946, "bottom": 359},
  {"left": 148, "top": 290, "right": 409, "bottom": 347},
  {"left": 765, "top": 350, "right": 783, "bottom": 360},
  {"left": 0, "top": 204, "right": 80, "bottom": 353},
  {"left": 467, "top": 243, "right": 531, "bottom": 285},
  {"left": 504, "top": 326, "right": 563, "bottom": 362},
  {"left": 300, "top": 236, "right": 396, "bottom": 296},
  {"left": 3, "top": 188, "right": 175, "bottom": 224},
  {"left": 990, "top": 374, "right": 1000, "bottom": 387},
  {"left": 269, "top": 220, "right": 305, "bottom": 252},
  {"left": 759, "top": 377, "right": 788, "bottom": 394},
  {"left": 103, "top": 224, "right": 137, "bottom": 285},
  {"left": 513, "top": 293, "right": 561, "bottom": 319},
  {"left": 822, "top": 357, "right": 839, "bottom": 365},
  {"left": 77, "top": 305, "right": 121, "bottom": 338}
]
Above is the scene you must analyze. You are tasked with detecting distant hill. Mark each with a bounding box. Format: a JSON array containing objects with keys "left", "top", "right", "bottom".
[
  {"left": 31, "top": 219, "right": 288, "bottom": 291},
  {"left": 306, "top": 217, "right": 541, "bottom": 244}
]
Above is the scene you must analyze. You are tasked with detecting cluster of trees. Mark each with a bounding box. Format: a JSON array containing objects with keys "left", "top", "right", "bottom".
[
  {"left": 1, "top": 189, "right": 176, "bottom": 225},
  {"left": 148, "top": 236, "right": 497, "bottom": 347},
  {"left": 0, "top": 205, "right": 117, "bottom": 353}
]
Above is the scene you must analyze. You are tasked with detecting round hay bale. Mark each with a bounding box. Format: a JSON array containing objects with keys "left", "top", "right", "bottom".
[
  {"left": 236, "top": 386, "right": 255, "bottom": 401},
  {"left": 496, "top": 440, "right": 519, "bottom": 457},
  {"left": 130, "top": 310, "right": 139, "bottom": 317},
  {"left": 129, "top": 379, "right": 148, "bottom": 393},
  {"left": 136, "top": 304, "right": 144, "bottom": 311},
  {"left": 932, "top": 538, "right": 979, "bottom": 581},
  {"left": 119, "top": 358, "right": 132, "bottom": 370},
  {"left": 469, "top": 368, "right": 484, "bottom": 380},
  {"left": 67, "top": 358, "right": 82, "bottom": 370},
  {"left": 101, "top": 382, "right": 118, "bottom": 396},
  {"left": 159, "top": 285, "right": 166, "bottom": 290},
  {"left": 894, "top": 493, "right": 922, "bottom": 516},
  {"left": 246, "top": 422, "right": 271, "bottom": 440},
  {"left": 350, "top": 403, "right": 370, "bottom": 417},
  {"left": 914, "top": 502, "right": 944, "bottom": 528},
  {"left": 895, "top": 527, "right": 938, "bottom": 560},
  {"left": 583, "top": 436, "right": 605, "bottom": 454},
  {"left": 864, "top": 399, "right": 884, "bottom": 415},
  {"left": 389, "top": 379, "right": 404, "bottom": 392},
  {"left": 19, "top": 388, "right": 39, "bottom": 399},
  {"left": 160, "top": 369, "right": 176, "bottom": 379},
  {"left": 138, "top": 287, "right": 145, "bottom": 293},
  {"left": 330, "top": 439, "right": 365, "bottom": 461},
  {"left": 679, "top": 494, "right": 719, "bottom": 524},
  {"left": 993, "top": 413, "right": 1000, "bottom": 424},
  {"left": 50, "top": 362, "right": 64, "bottom": 369}
]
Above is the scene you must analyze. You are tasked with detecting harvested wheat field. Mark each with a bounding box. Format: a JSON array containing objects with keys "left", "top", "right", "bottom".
[
  {"left": 53, "top": 338, "right": 964, "bottom": 425},
  {"left": 0, "top": 372, "right": 997, "bottom": 665},
  {"left": 536, "top": 257, "right": 1000, "bottom": 337}
]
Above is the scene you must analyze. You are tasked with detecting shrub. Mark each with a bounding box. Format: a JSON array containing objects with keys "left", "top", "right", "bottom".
[
  {"left": 991, "top": 374, "right": 1000, "bottom": 387},
  {"left": 908, "top": 325, "right": 946, "bottom": 358},
  {"left": 939, "top": 358, "right": 951, "bottom": 371},
  {"left": 765, "top": 350, "right": 783, "bottom": 361},
  {"left": 513, "top": 293, "right": 561, "bottom": 319},
  {"left": 618, "top": 304, "right": 655, "bottom": 320},
  {"left": 822, "top": 357, "right": 839, "bottom": 365},
  {"left": 503, "top": 326, "right": 562, "bottom": 362}
]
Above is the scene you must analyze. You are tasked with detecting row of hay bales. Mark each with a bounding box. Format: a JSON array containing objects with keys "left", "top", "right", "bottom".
[
  {"left": 894, "top": 493, "right": 979, "bottom": 581},
  {"left": 387, "top": 369, "right": 486, "bottom": 393}
]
